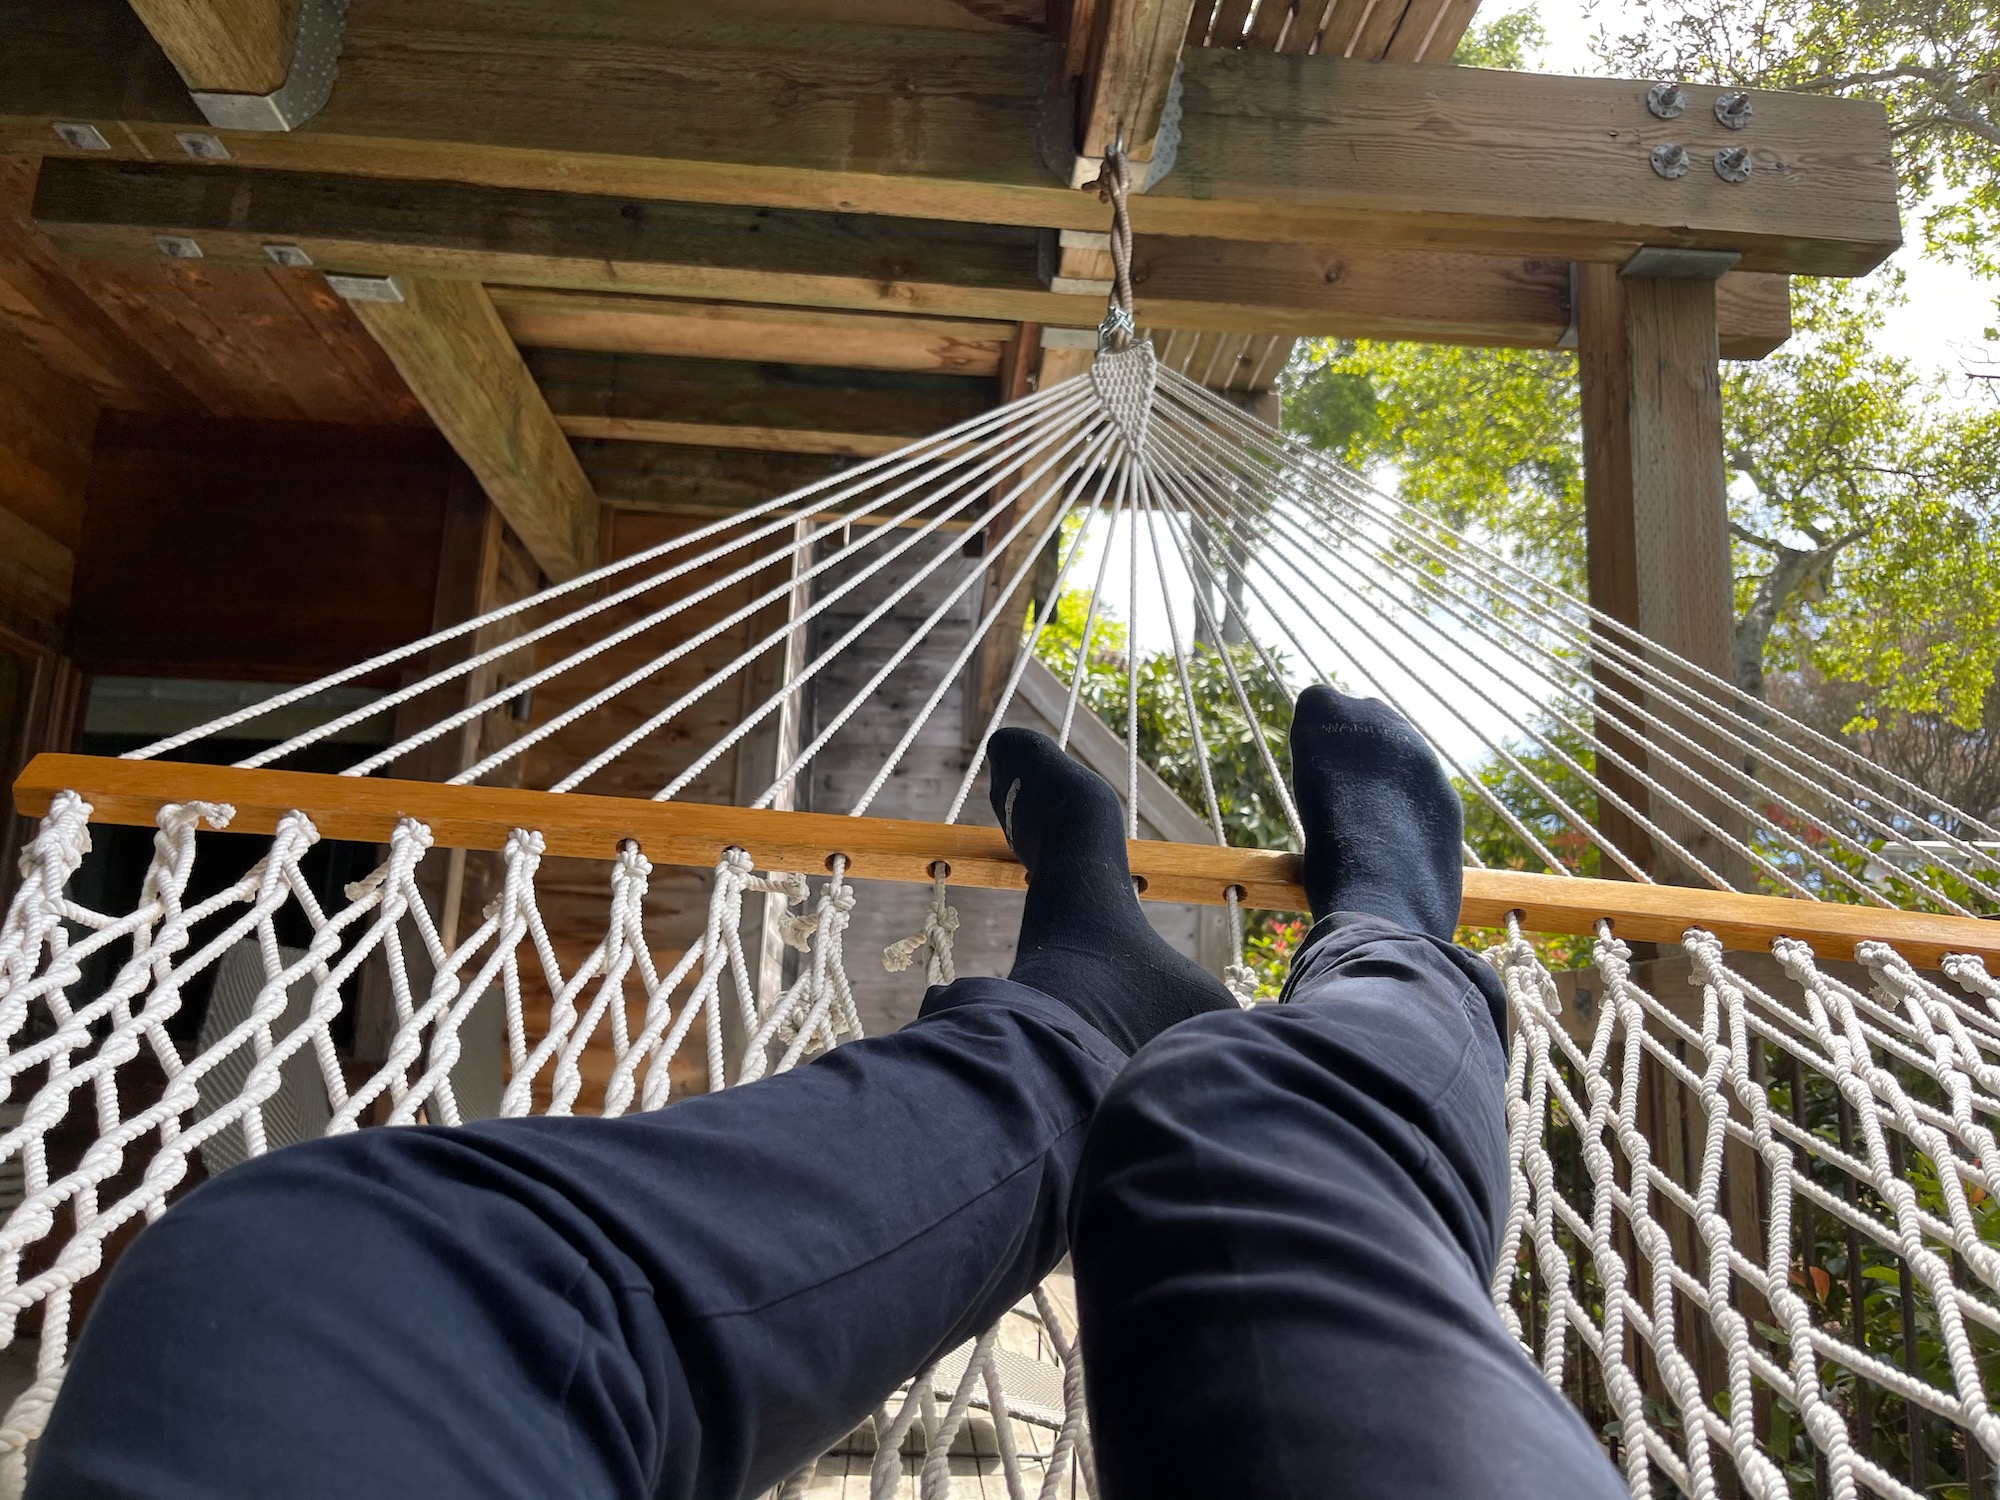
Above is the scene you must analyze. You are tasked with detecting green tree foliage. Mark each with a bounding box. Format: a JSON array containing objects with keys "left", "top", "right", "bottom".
[
  {"left": 1284, "top": 277, "right": 2000, "bottom": 734},
  {"left": 1592, "top": 0, "right": 2000, "bottom": 276},
  {"left": 1026, "top": 586, "right": 1295, "bottom": 850}
]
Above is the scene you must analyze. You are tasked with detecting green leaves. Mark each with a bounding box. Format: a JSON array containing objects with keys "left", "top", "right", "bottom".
[{"left": 1282, "top": 277, "right": 2000, "bottom": 746}]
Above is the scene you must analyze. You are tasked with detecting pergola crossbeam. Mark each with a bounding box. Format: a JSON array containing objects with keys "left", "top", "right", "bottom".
[{"left": 0, "top": 0, "right": 1900, "bottom": 274}]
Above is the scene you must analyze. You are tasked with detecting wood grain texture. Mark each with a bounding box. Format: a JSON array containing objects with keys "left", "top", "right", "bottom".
[
  {"left": 578, "top": 442, "right": 850, "bottom": 517},
  {"left": 0, "top": 0, "right": 1900, "bottom": 272},
  {"left": 33, "top": 161, "right": 1793, "bottom": 351},
  {"left": 0, "top": 156, "right": 197, "bottom": 411},
  {"left": 348, "top": 276, "right": 597, "bottom": 582},
  {"left": 492, "top": 290, "right": 1012, "bottom": 377},
  {"left": 126, "top": 0, "right": 295, "bottom": 93},
  {"left": 18, "top": 751, "right": 2000, "bottom": 967},
  {"left": 0, "top": 331, "right": 96, "bottom": 551},
  {"left": 1578, "top": 266, "right": 1745, "bottom": 890},
  {"left": 527, "top": 348, "right": 995, "bottom": 457},
  {"left": 1080, "top": 0, "right": 1202, "bottom": 159},
  {"left": 0, "top": 504, "right": 72, "bottom": 652}
]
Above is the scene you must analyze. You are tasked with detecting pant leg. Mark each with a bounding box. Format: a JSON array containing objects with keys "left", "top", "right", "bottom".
[
  {"left": 1070, "top": 913, "right": 1624, "bottom": 1500},
  {"left": 28, "top": 979, "right": 1124, "bottom": 1500}
]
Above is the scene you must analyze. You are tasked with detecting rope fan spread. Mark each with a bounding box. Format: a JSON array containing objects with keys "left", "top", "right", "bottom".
[{"left": 5, "top": 335, "right": 2000, "bottom": 1500}]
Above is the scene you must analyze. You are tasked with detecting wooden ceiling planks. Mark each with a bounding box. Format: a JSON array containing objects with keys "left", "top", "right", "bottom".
[
  {"left": 1193, "top": 0, "right": 1475, "bottom": 58},
  {"left": 63, "top": 257, "right": 426, "bottom": 426},
  {"left": 0, "top": 153, "right": 420, "bottom": 424}
]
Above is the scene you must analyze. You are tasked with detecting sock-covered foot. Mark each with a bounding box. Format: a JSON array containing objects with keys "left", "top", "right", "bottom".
[
  {"left": 988, "top": 729, "right": 1236, "bottom": 1054},
  {"left": 1290, "top": 685, "right": 1464, "bottom": 940}
]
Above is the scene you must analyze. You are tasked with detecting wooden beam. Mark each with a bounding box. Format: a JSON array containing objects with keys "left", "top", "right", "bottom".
[
  {"left": 1, "top": 0, "right": 1900, "bottom": 273},
  {"left": 18, "top": 751, "right": 2000, "bottom": 969},
  {"left": 1077, "top": 0, "right": 1201, "bottom": 161},
  {"left": 1578, "top": 262, "right": 1746, "bottom": 889},
  {"left": 579, "top": 442, "right": 849, "bottom": 516},
  {"left": 491, "top": 290, "right": 1012, "bottom": 377},
  {"left": 32, "top": 160, "right": 1794, "bottom": 355},
  {"left": 526, "top": 349, "right": 994, "bottom": 458},
  {"left": 125, "top": 0, "right": 292, "bottom": 95},
  {"left": 346, "top": 276, "right": 597, "bottom": 582}
]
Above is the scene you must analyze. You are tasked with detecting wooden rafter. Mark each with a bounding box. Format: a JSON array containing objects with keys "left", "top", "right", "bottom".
[
  {"left": 2, "top": 0, "right": 1899, "bottom": 273},
  {"left": 32, "top": 161, "right": 1792, "bottom": 354},
  {"left": 347, "top": 276, "right": 597, "bottom": 583},
  {"left": 526, "top": 349, "right": 995, "bottom": 458},
  {"left": 492, "top": 291, "right": 1013, "bottom": 378}
]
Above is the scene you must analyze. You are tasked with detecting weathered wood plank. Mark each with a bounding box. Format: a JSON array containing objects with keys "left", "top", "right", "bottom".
[
  {"left": 1078, "top": 0, "right": 1202, "bottom": 160},
  {"left": 347, "top": 276, "right": 597, "bottom": 582},
  {"left": 579, "top": 442, "right": 850, "bottom": 516},
  {"left": 492, "top": 290, "right": 1011, "bottom": 377},
  {"left": 21, "top": 750, "right": 2000, "bottom": 968},
  {"left": 0, "top": 0, "right": 1901, "bottom": 272},
  {"left": 1578, "top": 263, "right": 1745, "bottom": 889},
  {"left": 527, "top": 348, "right": 995, "bottom": 457},
  {"left": 32, "top": 161, "right": 1793, "bottom": 352},
  {"left": 126, "top": 0, "right": 293, "bottom": 94}
]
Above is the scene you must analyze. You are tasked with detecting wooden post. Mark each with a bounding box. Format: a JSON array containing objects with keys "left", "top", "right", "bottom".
[{"left": 1577, "top": 260, "right": 1748, "bottom": 890}]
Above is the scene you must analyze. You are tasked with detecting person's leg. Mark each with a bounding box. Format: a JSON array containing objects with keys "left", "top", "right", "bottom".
[
  {"left": 28, "top": 730, "right": 1233, "bottom": 1500},
  {"left": 1071, "top": 686, "right": 1625, "bottom": 1500}
]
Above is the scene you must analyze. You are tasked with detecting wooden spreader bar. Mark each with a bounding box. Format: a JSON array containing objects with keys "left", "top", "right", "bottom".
[{"left": 16, "top": 754, "right": 2000, "bottom": 969}]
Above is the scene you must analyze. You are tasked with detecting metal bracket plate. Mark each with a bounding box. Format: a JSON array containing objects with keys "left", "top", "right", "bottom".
[
  {"left": 189, "top": 0, "right": 348, "bottom": 133},
  {"left": 1619, "top": 246, "right": 1743, "bottom": 280}
]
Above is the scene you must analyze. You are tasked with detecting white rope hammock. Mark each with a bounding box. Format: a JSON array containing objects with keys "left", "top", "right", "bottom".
[{"left": 3, "top": 338, "right": 2000, "bottom": 1498}]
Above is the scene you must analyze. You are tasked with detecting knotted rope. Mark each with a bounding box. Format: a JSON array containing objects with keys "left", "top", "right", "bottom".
[{"left": 883, "top": 866, "right": 959, "bottom": 987}]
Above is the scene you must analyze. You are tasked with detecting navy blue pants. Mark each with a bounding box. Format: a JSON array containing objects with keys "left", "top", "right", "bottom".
[{"left": 30, "top": 916, "right": 1622, "bottom": 1499}]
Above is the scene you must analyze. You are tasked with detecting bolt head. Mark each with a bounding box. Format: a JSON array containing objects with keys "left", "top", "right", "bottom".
[
  {"left": 1650, "top": 142, "right": 1692, "bottom": 180},
  {"left": 51, "top": 121, "right": 110, "bottom": 151},
  {"left": 1646, "top": 82, "right": 1687, "bottom": 119},
  {"left": 1714, "top": 146, "right": 1754, "bottom": 183},
  {"left": 174, "top": 131, "right": 230, "bottom": 161},
  {"left": 1715, "top": 91, "right": 1755, "bottom": 130}
]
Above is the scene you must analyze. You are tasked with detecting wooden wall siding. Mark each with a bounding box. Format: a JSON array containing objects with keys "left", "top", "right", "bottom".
[
  {"left": 801, "top": 525, "right": 1208, "bottom": 1035},
  {"left": 0, "top": 155, "right": 421, "bottom": 425},
  {"left": 0, "top": 330, "right": 94, "bottom": 652},
  {"left": 68, "top": 420, "right": 455, "bottom": 682}
]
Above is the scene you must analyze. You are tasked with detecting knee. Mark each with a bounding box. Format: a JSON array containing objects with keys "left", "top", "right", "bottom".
[{"left": 1076, "top": 1006, "right": 1287, "bottom": 1187}]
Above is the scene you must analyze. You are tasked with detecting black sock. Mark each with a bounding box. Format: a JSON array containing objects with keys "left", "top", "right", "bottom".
[
  {"left": 1290, "top": 684, "right": 1464, "bottom": 941},
  {"left": 987, "top": 729, "right": 1236, "bottom": 1054}
]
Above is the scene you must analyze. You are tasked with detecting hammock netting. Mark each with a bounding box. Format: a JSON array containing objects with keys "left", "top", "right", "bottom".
[{"left": 4, "top": 341, "right": 2000, "bottom": 1498}]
